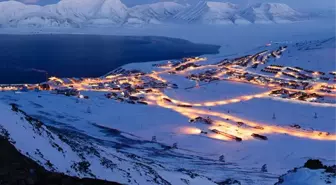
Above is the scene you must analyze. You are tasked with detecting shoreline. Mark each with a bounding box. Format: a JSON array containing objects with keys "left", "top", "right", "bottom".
[{"left": 0, "top": 34, "right": 220, "bottom": 84}]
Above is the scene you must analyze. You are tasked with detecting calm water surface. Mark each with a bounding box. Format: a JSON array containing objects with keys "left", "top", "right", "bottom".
[{"left": 0, "top": 34, "right": 220, "bottom": 84}]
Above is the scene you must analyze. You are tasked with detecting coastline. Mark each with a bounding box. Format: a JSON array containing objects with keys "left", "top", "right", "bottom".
[{"left": 0, "top": 34, "right": 220, "bottom": 84}]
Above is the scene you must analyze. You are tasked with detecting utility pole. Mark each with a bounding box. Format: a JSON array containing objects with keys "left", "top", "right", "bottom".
[
  {"left": 45, "top": 72, "right": 49, "bottom": 82},
  {"left": 152, "top": 136, "right": 157, "bottom": 142},
  {"left": 196, "top": 81, "right": 200, "bottom": 88},
  {"left": 219, "top": 155, "right": 225, "bottom": 162}
]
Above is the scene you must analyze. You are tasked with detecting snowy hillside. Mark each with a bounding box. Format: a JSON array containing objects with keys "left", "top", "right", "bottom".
[
  {"left": 275, "top": 159, "right": 336, "bottom": 185},
  {"left": 264, "top": 37, "right": 336, "bottom": 72},
  {"left": 240, "top": 3, "right": 306, "bottom": 23},
  {"left": 0, "top": 0, "right": 313, "bottom": 27},
  {"left": 0, "top": 102, "right": 217, "bottom": 185},
  {"left": 275, "top": 168, "right": 335, "bottom": 185}
]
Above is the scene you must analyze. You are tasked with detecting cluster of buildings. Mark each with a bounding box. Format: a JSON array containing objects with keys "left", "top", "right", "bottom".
[
  {"left": 189, "top": 116, "right": 213, "bottom": 125},
  {"left": 329, "top": 71, "right": 336, "bottom": 81},
  {"left": 0, "top": 84, "right": 30, "bottom": 92},
  {"left": 175, "top": 62, "right": 200, "bottom": 71},
  {"left": 0, "top": 83, "right": 52, "bottom": 92},
  {"left": 52, "top": 88, "right": 80, "bottom": 97},
  {"left": 185, "top": 53, "right": 322, "bottom": 93},
  {"left": 270, "top": 89, "right": 323, "bottom": 102},
  {"left": 231, "top": 71, "right": 309, "bottom": 90},
  {"left": 187, "top": 69, "right": 220, "bottom": 82},
  {"left": 178, "top": 47, "right": 335, "bottom": 106},
  {"left": 188, "top": 116, "right": 268, "bottom": 142},
  {"left": 153, "top": 57, "right": 205, "bottom": 69},
  {"left": 0, "top": 64, "right": 183, "bottom": 107},
  {"left": 260, "top": 64, "right": 334, "bottom": 82},
  {"left": 219, "top": 55, "right": 254, "bottom": 67},
  {"left": 109, "top": 68, "right": 145, "bottom": 76},
  {"left": 261, "top": 65, "right": 283, "bottom": 74},
  {"left": 320, "top": 84, "right": 336, "bottom": 93},
  {"left": 105, "top": 92, "right": 148, "bottom": 105},
  {"left": 216, "top": 46, "right": 285, "bottom": 69}
]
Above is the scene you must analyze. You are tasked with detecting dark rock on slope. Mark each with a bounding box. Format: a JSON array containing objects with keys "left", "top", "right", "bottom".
[
  {"left": 0, "top": 136, "right": 122, "bottom": 185},
  {"left": 274, "top": 159, "right": 336, "bottom": 185}
]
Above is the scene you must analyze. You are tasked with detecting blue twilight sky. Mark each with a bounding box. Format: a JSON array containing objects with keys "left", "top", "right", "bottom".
[{"left": 0, "top": 0, "right": 335, "bottom": 10}]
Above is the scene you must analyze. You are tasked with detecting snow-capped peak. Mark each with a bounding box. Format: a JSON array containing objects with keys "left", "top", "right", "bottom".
[
  {"left": 240, "top": 3, "right": 304, "bottom": 23},
  {"left": 174, "top": 1, "right": 250, "bottom": 24},
  {"left": 49, "top": 0, "right": 128, "bottom": 24},
  {"left": 206, "top": 1, "right": 238, "bottom": 9},
  {"left": 0, "top": 1, "right": 41, "bottom": 23},
  {"left": 128, "top": 1, "right": 186, "bottom": 24},
  {"left": 148, "top": 2, "right": 186, "bottom": 16}
]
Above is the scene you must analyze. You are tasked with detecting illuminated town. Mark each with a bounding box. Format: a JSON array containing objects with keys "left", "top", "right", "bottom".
[{"left": 2, "top": 46, "right": 335, "bottom": 143}]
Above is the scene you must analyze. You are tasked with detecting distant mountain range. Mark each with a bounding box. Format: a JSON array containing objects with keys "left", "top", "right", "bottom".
[{"left": 0, "top": 0, "right": 318, "bottom": 28}]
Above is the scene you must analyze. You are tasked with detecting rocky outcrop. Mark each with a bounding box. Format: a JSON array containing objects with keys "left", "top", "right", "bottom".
[{"left": 275, "top": 159, "right": 336, "bottom": 185}]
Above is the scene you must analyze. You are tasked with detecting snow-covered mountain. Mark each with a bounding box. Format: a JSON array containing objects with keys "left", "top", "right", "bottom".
[
  {"left": 240, "top": 3, "right": 306, "bottom": 24},
  {"left": 42, "top": 0, "right": 129, "bottom": 26},
  {"left": 0, "top": 1, "right": 41, "bottom": 26},
  {"left": 174, "top": 1, "right": 250, "bottom": 24},
  {"left": 0, "top": 0, "right": 129, "bottom": 27},
  {"left": 0, "top": 0, "right": 314, "bottom": 27},
  {"left": 128, "top": 2, "right": 186, "bottom": 24}
]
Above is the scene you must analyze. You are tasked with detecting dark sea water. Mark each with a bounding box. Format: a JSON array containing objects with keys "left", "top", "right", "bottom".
[{"left": 0, "top": 34, "right": 220, "bottom": 84}]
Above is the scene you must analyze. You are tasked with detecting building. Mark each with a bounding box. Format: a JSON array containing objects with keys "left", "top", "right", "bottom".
[{"left": 53, "top": 88, "right": 80, "bottom": 96}]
